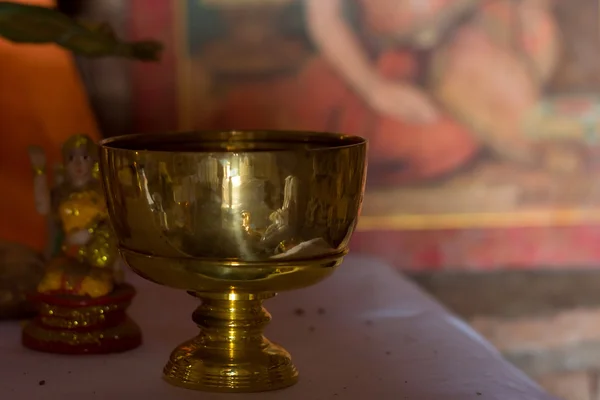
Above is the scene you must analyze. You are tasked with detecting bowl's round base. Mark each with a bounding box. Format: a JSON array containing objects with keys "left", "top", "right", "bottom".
[
  {"left": 161, "top": 291, "right": 299, "bottom": 392},
  {"left": 163, "top": 337, "right": 298, "bottom": 392}
]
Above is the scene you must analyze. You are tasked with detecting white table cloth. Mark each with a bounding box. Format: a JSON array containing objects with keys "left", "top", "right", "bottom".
[{"left": 0, "top": 255, "right": 558, "bottom": 400}]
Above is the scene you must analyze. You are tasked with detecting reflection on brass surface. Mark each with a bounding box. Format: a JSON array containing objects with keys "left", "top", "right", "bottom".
[{"left": 100, "top": 130, "right": 367, "bottom": 393}]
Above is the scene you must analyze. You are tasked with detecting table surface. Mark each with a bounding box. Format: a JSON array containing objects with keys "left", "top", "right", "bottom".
[{"left": 1, "top": 255, "right": 558, "bottom": 400}]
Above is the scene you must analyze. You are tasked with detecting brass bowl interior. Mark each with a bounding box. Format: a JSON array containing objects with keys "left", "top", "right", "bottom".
[{"left": 101, "top": 130, "right": 366, "bottom": 153}]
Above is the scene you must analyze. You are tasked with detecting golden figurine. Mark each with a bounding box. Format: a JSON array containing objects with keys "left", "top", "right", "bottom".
[
  {"left": 21, "top": 134, "right": 141, "bottom": 354},
  {"left": 99, "top": 130, "right": 367, "bottom": 392}
]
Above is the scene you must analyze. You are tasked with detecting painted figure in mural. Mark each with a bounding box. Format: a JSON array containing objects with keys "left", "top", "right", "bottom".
[
  {"left": 204, "top": 0, "right": 558, "bottom": 186},
  {"left": 29, "top": 135, "right": 121, "bottom": 298},
  {"left": 299, "top": 0, "right": 559, "bottom": 185}
]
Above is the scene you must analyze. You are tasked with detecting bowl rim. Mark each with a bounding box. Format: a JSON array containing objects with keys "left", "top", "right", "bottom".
[{"left": 99, "top": 130, "right": 367, "bottom": 154}]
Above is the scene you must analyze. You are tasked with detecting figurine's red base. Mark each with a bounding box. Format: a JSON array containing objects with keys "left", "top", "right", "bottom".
[{"left": 22, "top": 284, "right": 142, "bottom": 355}]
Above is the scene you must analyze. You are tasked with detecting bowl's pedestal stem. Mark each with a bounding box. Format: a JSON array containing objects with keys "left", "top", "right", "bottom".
[{"left": 163, "top": 291, "right": 299, "bottom": 393}]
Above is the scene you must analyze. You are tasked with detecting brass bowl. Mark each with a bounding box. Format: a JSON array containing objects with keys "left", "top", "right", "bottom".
[{"left": 99, "top": 130, "right": 367, "bottom": 392}]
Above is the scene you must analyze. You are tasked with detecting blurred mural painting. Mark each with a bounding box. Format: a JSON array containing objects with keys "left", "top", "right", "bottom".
[{"left": 130, "top": 0, "right": 600, "bottom": 269}]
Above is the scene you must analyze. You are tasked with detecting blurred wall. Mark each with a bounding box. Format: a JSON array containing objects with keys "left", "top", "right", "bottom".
[
  {"left": 74, "top": 0, "right": 600, "bottom": 270},
  {"left": 57, "top": 0, "right": 133, "bottom": 137}
]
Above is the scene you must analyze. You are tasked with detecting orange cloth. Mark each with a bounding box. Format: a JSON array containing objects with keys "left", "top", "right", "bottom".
[{"left": 0, "top": 0, "right": 100, "bottom": 251}]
